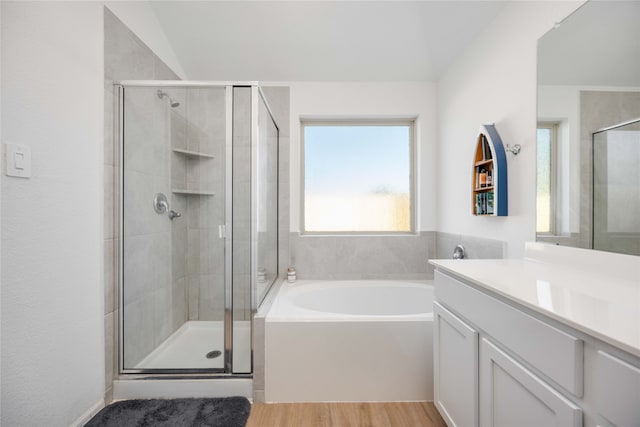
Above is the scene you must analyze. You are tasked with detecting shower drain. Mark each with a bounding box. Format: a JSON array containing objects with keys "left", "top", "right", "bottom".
[{"left": 206, "top": 350, "right": 222, "bottom": 359}]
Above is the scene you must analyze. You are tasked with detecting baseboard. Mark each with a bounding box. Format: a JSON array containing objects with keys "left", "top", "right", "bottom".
[{"left": 70, "top": 398, "right": 105, "bottom": 427}]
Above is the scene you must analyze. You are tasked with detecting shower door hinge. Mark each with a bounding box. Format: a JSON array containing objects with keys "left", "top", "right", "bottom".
[{"left": 218, "top": 224, "right": 227, "bottom": 239}]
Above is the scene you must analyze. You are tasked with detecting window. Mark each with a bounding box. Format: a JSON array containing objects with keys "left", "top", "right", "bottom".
[
  {"left": 536, "top": 122, "right": 558, "bottom": 234},
  {"left": 301, "top": 120, "right": 415, "bottom": 233}
]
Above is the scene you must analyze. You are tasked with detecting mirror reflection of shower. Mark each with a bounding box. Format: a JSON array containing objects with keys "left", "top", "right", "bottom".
[
  {"left": 592, "top": 118, "right": 640, "bottom": 256},
  {"left": 157, "top": 89, "right": 180, "bottom": 107}
]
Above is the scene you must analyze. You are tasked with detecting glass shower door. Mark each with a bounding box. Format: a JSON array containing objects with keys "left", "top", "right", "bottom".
[
  {"left": 592, "top": 119, "right": 640, "bottom": 256},
  {"left": 119, "top": 85, "right": 228, "bottom": 372}
]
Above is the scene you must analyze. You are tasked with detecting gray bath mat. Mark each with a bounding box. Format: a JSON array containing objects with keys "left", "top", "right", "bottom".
[{"left": 84, "top": 396, "right": 251, "bottom": 427}]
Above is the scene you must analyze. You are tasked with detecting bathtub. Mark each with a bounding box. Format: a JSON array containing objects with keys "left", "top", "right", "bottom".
[{"left": 265, "top": 280, "right": 434, "bottom": 402}]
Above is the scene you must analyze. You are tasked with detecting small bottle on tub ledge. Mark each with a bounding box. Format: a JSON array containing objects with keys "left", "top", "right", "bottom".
[{"left": 287, "top": 267, "right": 296, "bottom": 283}]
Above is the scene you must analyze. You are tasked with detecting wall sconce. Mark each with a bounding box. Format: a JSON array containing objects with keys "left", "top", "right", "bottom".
[{"left": 505, "top": 144, "right": 521, "bottom": 155}]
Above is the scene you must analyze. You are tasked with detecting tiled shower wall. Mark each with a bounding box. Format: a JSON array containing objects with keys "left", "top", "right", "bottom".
[
  {"left": 176, "top": 88, "right": 227, "bottom": 322},
  {"left": 103, "top": 7, "right": 180, "bottom": 402},
  {"left": 121, "top": 86, "right": 181, "bottom": 368}
]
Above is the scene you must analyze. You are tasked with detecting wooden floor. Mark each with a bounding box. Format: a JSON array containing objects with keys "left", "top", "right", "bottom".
[{"left": 246, "top": 402, "right": 447, "bottom": 427}]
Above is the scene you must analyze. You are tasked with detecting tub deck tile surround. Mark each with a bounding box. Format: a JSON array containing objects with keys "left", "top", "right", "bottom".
[
  {"left": 435, "top": 231, "right": 505, "bottom": 259},
  {"left": 289, "top": 231, "right": 436, "bottom": 280},
  {"left": 246, "top": 402, "right": 446, "bottom": 427}
]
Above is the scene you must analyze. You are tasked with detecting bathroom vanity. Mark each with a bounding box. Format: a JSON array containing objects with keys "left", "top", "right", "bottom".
[{"left": 430, "top": 242, "right": 640, "bottom": 427}]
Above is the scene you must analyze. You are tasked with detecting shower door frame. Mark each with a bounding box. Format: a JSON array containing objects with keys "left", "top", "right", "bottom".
[{"left": 115, "top": 80, "right": 277, "bottom": 376}]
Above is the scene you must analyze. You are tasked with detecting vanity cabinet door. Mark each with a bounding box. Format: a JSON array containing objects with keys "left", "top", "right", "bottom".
[
  {"left": 595, "top": 351, "right": 640, "bottom": 427},
  {"left": 434, "top": 302, "right": 478, "bottom": 427},
  {"left": 479, "top": 338, "right": 582, "bottom": 427}
]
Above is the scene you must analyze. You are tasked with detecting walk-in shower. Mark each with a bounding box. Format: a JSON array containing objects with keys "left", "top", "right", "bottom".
[{"left": 115, "top": 82, "right": 279, "bottom": 376}]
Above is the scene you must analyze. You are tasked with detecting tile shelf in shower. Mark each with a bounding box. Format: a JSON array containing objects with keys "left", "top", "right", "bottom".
[
  {"left": 172, "top": 189, "right": 216, "bottom": 196},
  {"left": 172, "top": 148, "right": 215, "bottom": 159}
]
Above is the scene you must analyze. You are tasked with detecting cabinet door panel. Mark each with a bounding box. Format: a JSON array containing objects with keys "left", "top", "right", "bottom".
[
  {"left": 480, "top": 338, "right": 582, "bottom": 427},
  {"left": 434, "top": 302, "right": 478, "bottom": 427},
  {"left": 595, "top": 351, "right": 640, "bottom": 427}
]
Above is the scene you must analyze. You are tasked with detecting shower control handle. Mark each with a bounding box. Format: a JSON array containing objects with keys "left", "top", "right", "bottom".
[
  {"left": 153, "top": 193, "right": 181, "bottom": 221},
  {"left": 153, "top": 193, "right": 169, "bottom": 214}
]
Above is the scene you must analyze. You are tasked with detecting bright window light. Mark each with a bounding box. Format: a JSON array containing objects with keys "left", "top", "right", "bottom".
[
  {"left": 302, "top": 121, "right": 414, "bottom": 233},
  {"left": 537, "top": 123, "right": 557, "bottom": 234}
]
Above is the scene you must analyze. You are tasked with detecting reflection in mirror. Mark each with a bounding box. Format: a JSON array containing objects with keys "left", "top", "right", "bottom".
[
  {"left": 593, "top": 119, "right": 640, "bottom": 255},
  {"left": 536, "top": 0, "right": 640, "bottom": 255},
  {"left": 536, "top": 123, "right": 557, "bottom": 235}
]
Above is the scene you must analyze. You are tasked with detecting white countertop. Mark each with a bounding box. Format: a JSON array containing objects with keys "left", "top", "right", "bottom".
[{"left": 429, "top": 242, "right": 640, "bottom": 357}]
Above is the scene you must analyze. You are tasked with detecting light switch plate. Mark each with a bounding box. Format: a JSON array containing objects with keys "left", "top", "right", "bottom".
[{"left": 5, "top": 142, "right": 31, "bottom": 178}]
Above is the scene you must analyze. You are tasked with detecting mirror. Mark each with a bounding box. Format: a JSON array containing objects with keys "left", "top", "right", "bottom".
[{"left": 536, "top": 0, "right": 640, "bottom": 256}]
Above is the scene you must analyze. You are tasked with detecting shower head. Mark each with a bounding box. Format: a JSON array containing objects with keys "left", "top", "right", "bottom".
[{"left": 156, "top": 89, "right": 180, "bottom": 108}]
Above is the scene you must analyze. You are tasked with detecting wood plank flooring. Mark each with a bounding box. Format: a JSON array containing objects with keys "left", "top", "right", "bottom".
[{"left": 246, "top": 402, "right": 447, "bottom": 427}]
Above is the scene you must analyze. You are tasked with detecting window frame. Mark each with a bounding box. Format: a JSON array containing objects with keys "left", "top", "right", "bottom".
[
  {"left": 300, "top": 118, "right": 417, "bottom": 236},
  {"left": 536, "top": 121, "right": 559, "bottom": 235}
]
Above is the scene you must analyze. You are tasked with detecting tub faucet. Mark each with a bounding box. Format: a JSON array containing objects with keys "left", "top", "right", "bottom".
[{"left": 453, "top": 245, "right": 465, "bottom": 260}]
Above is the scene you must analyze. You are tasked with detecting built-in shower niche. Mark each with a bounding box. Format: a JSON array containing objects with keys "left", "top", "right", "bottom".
[{"left": 118, "top": 83, "right": 278, "bottom": 376}]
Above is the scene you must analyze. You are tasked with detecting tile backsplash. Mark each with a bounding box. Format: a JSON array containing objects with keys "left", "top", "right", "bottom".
[
  {"left": 289, "top": 232, "right": 436, "bottom": 280},
  {"left": 288, "top": 231, "right": 505, "bottom": 281},
  {"left": 435, "top": 231, "right": 505, "bottom": 260}
]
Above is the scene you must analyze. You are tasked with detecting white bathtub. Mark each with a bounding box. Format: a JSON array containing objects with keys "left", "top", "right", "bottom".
[{"left": 265, "top": 280, "right": 434, "bottom": 402}]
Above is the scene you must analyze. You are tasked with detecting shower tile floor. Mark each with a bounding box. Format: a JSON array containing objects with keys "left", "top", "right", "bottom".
[{"left": 135, "top": 321, "right": 250, "bottom": 370}]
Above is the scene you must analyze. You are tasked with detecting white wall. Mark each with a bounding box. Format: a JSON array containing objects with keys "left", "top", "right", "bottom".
[
  {"left": 436, "top": 1, "right": 584, "bottom": 258},
  {"left": 105, "top": 1, "right": 187, "bottom": 80},
  {"left": 1, "top": 1, "right": 188, "bottom": 424},
  {"left": 286, "top": 82, "right": 437, "bottom": 232},
  {"left": 1, "top": 2, "right": 104, "bottom": 425}
]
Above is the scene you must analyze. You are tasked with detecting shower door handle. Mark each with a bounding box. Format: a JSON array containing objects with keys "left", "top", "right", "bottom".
[{"left": 218, "top": 224, "right": 226, "bottom": 239}]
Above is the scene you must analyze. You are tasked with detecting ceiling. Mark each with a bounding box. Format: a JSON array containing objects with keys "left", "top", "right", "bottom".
[{"left": 150, "top": 1, "right": 507, "bottom": 82}]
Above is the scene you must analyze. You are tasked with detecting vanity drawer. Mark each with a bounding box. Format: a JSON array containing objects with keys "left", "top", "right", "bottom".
[{"left": 435, "top": 270, "right": 583, "bottom": 397}]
